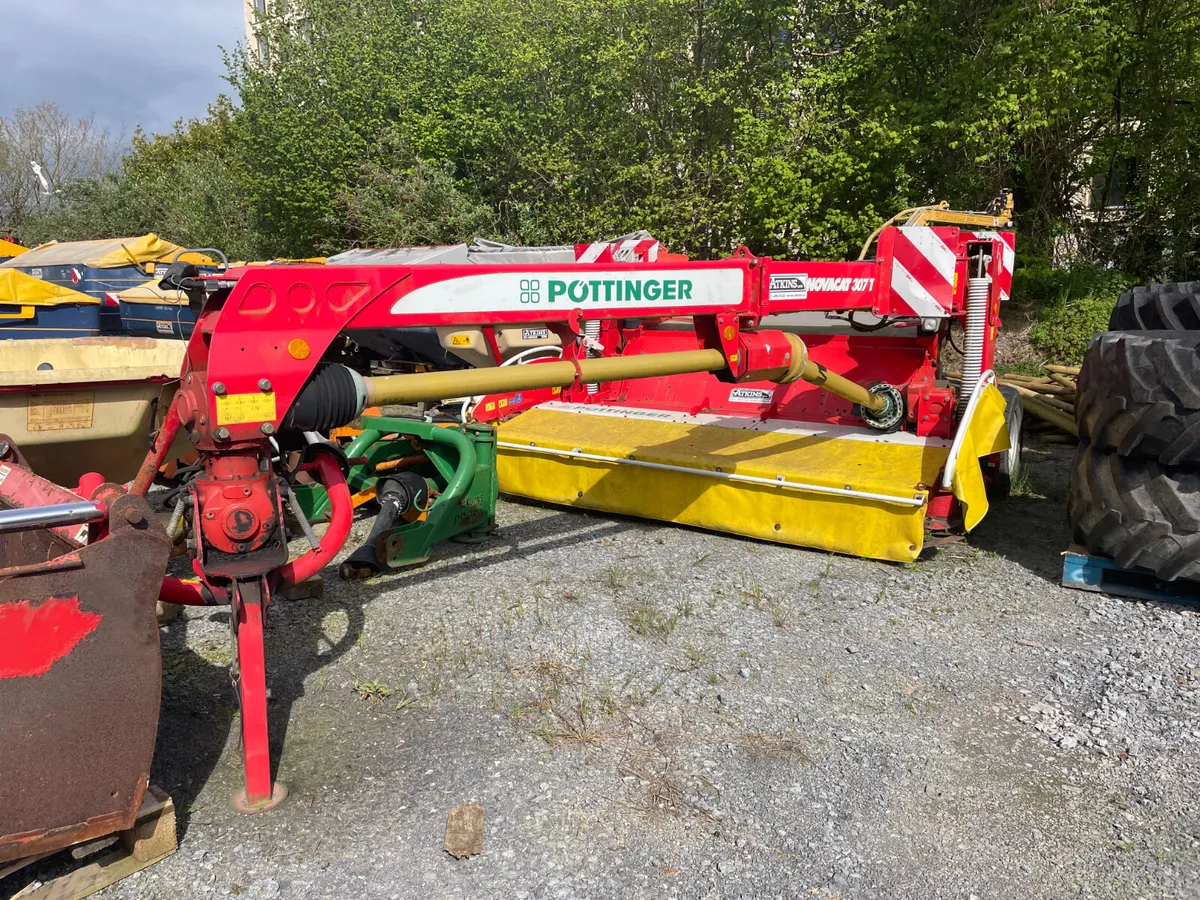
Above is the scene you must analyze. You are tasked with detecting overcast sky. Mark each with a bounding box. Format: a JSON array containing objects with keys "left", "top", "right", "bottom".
[{"left": 1, "top": 0, "right": 245, "bottom": 140}]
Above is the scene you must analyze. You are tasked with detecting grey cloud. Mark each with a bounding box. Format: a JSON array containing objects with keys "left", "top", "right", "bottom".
[{"left": 0, "top": 0, "right": 243, "bottom": 137}]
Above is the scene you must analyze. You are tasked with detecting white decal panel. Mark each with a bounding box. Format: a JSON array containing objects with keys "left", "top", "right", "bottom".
[{"left": 390, "top": 269, "right": 745, "bottom": 316}]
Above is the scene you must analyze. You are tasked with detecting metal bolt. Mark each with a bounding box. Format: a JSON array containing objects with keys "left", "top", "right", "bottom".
[
  {"left": 122, "top": 506, "right": 145, "bottom": 525},
  {"left": 260, "top": 422, "right": 276, "bottom": 435},
  {"left": 215, "top": 427, "right": 231, "bottom": 440},
  {"left": 212, "top": 382, "right": 227, "bottom": 396},
  {"left": 258, "top": 378, "right": 272, "bottom": 392}
]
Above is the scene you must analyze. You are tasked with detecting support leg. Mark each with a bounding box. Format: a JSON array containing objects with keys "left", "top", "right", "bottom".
[{"left": 231, "top": 579, "right": 287, "bottom": 813}]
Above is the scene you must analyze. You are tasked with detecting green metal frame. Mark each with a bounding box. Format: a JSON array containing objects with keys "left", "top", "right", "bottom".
[{"left": 293, "top": 417, "right": 497, "bottom": 569}]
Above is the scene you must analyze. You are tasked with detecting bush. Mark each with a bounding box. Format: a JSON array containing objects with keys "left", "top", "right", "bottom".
[{"left": 1020, "top": 263, "right": 1136, "bottom": 364}]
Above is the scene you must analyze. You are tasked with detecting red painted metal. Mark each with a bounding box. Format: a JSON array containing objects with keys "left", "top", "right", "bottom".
[
  {"left": 0, "top": 454, "right": 169, "bottom": 862},
  {"left": 74, "top": 471, "right": 106, "bottom": 499},
  {"left": 276, "top": 454, "right": 352, "bottom": 588},
  {"left": 159, "top": 576, "right": 209, "bottom": 606},
  {"left": 0, "top": 596, "right": 101, "bottom": 678},
  {"left": 0, "top": 455, "right": 92, "bottom": 546},
  {"left": 131, "top": 395, "right": 183, "bottom": 497},
  {"left": 81, "top": 218, "right": 1012, "bottom": 815},
  {"left": 232, "top": 579, "right": 275, "bottom": 809}
]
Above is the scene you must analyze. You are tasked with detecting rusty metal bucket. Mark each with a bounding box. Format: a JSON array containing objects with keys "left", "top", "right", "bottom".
[{"left": 0, "top": 442, "right": 170, "bottom": 863}]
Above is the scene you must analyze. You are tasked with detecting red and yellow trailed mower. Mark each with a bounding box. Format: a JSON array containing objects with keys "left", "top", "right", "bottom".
[{"left": 0, "top": 196, "right": 1017, "bottom": 842}]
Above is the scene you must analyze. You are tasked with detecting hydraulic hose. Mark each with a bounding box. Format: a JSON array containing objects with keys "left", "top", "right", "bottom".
[{"left": 276, "top": 452, "right": 353, "bottom": 587}]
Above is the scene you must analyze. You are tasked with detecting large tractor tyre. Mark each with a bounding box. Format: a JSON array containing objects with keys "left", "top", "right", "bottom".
[
  {"left": 1067, "top": 445, "right": 1200, "bottom": 582},
  {"left": 1075, "top": 331, "right": 1200, "bottom": 466},
  {"left": 987, "top": 384, "right": 1024, "bottom": 500},
  {"left": 1109, "top": 281, "right": 1200, "bottom": 331}
]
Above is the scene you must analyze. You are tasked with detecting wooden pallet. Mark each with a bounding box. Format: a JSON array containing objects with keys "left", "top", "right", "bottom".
[
  {"left": 1062, "top": 546, "right": 1199, "bottom": 603},
  {"left": 1, "top": 786, "right": 176, "bottom": 900}
]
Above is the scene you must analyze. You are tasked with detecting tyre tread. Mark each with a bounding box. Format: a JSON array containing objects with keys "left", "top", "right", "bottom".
[
  {"left": 1076, "top": 331, "right": 1200, "bottom": 466},
  {"left": 1067, "top": 446, "right": 1200, "bottom": 582},
  {"left": 1110, "top": 282, "right": 1200, "bottom": 331}
]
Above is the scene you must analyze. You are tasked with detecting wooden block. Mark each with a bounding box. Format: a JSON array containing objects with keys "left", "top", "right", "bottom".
[
  {"left": 4, "top": 787, "right": 176, "bottom": 900},
  {"left": 444, "top": 803, "right": 484, "bottom": 858},
  {"left": 121, "top": 787, "right": 176, "bottom": 862},
  {"left": 155, "top": 601, "right": 182, "bottom": 626}
]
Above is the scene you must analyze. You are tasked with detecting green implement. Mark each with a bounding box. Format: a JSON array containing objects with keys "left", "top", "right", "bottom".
[{"left": 293, "top": 417, "right": 497, "bottom": 573}]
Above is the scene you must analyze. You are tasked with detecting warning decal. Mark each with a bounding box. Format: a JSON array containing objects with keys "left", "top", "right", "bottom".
[
  {"left": 215, "top": 391, "right": 277, "bottom": 425},
  {"left": 27, "top": 391, "right": 94, "bottom": 431}
]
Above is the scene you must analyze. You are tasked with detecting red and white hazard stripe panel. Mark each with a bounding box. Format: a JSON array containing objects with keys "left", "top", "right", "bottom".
[
  {"left": 963, "top": 230, "right": 1016, "bottom": 303},
  {"left": 889, "top": 227, "right": 958, "bottom": 319},
  {"left": 574, "top": 238, "right": 660, "bottom": 264}
]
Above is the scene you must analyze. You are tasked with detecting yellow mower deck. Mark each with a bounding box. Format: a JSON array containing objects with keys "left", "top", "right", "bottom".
[{"left": 496, "top": 403, "right": 960, "bottom": 562}]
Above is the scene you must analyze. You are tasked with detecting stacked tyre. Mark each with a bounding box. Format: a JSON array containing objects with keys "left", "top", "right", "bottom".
[{"left": 1068, "top": 282, "right": 1200, "bottom": 583}]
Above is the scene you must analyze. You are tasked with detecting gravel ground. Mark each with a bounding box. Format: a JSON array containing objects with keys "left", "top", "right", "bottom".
[{"left": 7, "top": 440, "right": 1200, "bottom": 899}]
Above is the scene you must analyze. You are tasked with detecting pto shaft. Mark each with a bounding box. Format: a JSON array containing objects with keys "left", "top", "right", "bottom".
[
  {"left": 364, "top": 349, "right": 729, "bottom": 406},
  {"left": 298, "top": 334, "right": 902, "bottom": 432},
  {"left": 794, "top": 355, "right": 887, "bottom": 414},
  {"left": 777, "top": 334, "right": 902, "bottom": 429}
]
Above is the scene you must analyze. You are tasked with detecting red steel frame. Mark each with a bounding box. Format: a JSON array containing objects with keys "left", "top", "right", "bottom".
[{"left": 117, "top": 223, "right": 1012, "bottom": 809}]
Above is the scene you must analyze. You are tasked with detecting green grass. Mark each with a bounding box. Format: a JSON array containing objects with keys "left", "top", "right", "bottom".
[
  {"left": 624, "top": 598, "right": 679, "bottom": 639},
  {"left": 352, "top": 678, "right": 392, "bottom": 704}
]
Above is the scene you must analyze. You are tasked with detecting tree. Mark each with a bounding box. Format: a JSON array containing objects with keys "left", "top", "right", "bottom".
[
  {"left": 21, "top": 99, "right": 266, "bottom": 262},
  {"left": 0, "top": 102, "right": 121, "bottom": 234}
]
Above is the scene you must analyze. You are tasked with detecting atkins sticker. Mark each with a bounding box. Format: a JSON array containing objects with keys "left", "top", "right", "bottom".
[
  {"left": 768, "top": 274, "right": 807, "bottom": 301},
  {"left": 729, "top": 388, "right": 774, "bottom": 405}
]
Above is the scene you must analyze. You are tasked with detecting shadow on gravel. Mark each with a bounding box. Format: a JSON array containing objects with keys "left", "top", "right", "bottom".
[
  {"left": 345, "top": 506, "right": 637, "bottom": 598},
  {"left": 149, "top": 508, "right": 629, "bottom": 836},
  {"left": 968, "top": 442, "right": 1076, "bottom": 583},
  {"left": 152, "top": 593, "right": 365, "bottom": 839}
]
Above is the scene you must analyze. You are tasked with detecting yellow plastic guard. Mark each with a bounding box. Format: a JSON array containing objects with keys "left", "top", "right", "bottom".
[
  {"left": 496, "top": 406, "right": 952, "bottom": 562},
  {"left": 0, "top": 269, "right": 99, "bottom": 306},
  {"left": 949, "top": 383, "right": 1011, "bottom": 531}
]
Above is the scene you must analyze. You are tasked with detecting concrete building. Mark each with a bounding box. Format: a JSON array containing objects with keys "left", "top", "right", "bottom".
[{"left": 244, "top": 0, "right": 268, "bottom": 59}]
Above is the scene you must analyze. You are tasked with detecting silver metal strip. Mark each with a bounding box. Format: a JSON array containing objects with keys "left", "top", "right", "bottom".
[
  {"left": 531, "top": 401, "right": 952, "bottom": 449},
  {"left": 0, "top": 501, "right": 105, "bottom": 533},
  {"left": 941, "top": 369, "right": 997, "bottom": 489},
  {"left": 497, "top": 441, "right": 926, "bottom": 508}
]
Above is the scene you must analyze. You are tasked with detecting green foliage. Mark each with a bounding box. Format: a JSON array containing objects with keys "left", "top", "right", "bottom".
[
  {"left": 1028, "top": 264, "right": 1137, "bottom": 363},
  {"left": 331, "top": 147, "right": 501, "bottom": 250},
  {"left": 23, "top": 99, "right": 266, "bottom": 261},
  {"left": 16, "top": 0, "right": 1200, "bottom": 282}
]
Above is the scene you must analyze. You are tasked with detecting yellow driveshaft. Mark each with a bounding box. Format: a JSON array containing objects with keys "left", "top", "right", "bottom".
[{"left": 364, "top": 334, "right": 894, "bottom": 421}]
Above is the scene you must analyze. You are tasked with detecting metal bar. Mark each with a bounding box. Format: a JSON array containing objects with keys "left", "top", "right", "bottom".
[
  {"left": 132, "top": 394, "right": 183, "bottom": 496},
  {"left": 496, "top": 441, "right": 926, "bottom": 507},
  {"left": 275, "top": 453, "right": 353, "bottom": 588},
  {"left": 941, "top": 370, "right": 997, "bottom": 489},
  {"left": 0, "top": 502, "right": 105, "bottom": 533},
  {"left": 235, "top": 590, "right": 273, "bottom": 807}
]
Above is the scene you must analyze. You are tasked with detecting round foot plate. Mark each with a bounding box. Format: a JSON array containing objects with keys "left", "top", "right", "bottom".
[{"left": 232, "top": 781, "right": 288, "bottom": 814}]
